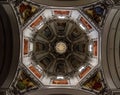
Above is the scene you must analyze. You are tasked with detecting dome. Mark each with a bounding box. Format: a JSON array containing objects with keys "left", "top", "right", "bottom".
[{"left": 22, "top": 8, "right": 99, "bottom": 87}]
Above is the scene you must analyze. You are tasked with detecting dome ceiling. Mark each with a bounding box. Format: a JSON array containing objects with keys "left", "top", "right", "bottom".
[
  {"left": 7, "top": 0, "right": 111, "bottom": 95},
  {"left": 21, "top": 7, "right": 100, "bottom": 91},
  {"left": 1, "top": 0, "right": 120, "bottom": 95},
  {"left": 32, "top": 19, "right": 89, "bottom": 76}
]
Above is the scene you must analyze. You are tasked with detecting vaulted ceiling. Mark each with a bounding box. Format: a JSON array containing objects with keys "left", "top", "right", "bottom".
[{"left": 0, "top": 0, "right": 120, "bottom": 95}]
